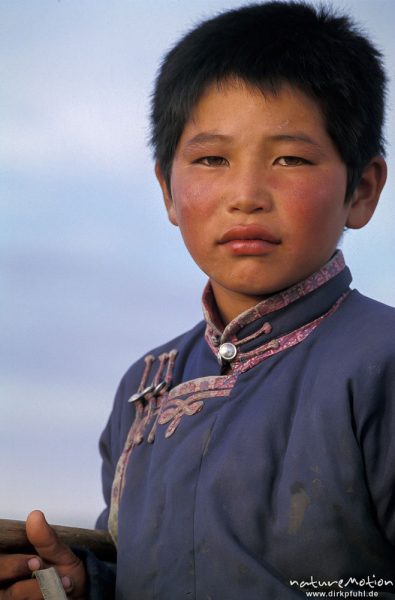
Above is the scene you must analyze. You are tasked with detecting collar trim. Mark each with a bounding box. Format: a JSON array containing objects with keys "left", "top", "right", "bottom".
[{"left": 203, "top": 251, "right": 346, "bottom": 354}]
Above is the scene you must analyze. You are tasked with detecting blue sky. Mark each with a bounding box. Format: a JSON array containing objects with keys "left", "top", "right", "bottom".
[{"left": 1, "top": 0, "right": 395, "bottom": 527}]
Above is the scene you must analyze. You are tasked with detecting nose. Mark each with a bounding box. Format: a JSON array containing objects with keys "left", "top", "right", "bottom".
[{"left": 227, "top": 162, "right": 273, "bottom": 214}]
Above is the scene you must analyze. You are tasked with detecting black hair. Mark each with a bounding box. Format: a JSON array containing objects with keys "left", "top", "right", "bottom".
[{"left": 150, "top": 1, "right": 386, "bottom": 198}]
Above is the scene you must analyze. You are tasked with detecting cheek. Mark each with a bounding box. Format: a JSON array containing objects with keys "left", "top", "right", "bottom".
[
  {"left": 282, "top": 171, "right": 346, "bottom": 223},
  {"left": 171, "top": 177, "right": 218, "bottom": 227}
]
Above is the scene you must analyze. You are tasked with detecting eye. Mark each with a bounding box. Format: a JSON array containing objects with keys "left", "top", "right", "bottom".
[
  {"left": 194, "top": 156, "right": 229, "bottom": 167},
  {"left": 275, "top": 156, "right": 310, "bottom": 167}
]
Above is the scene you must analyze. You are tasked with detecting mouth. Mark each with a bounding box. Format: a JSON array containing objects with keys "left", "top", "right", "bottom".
[{"left": 218, "top": 225, "right": 281, "bottom": 255}]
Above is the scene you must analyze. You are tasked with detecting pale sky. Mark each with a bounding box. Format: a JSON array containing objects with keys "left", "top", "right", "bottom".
[{"left": 1, "top": 0, "right": 394, "bottom": 527}]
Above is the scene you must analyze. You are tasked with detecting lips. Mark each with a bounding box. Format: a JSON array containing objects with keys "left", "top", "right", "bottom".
[
  {"left": 219, "top": 225, "right": 281, "bottom": 245},
  {"left": 218, "top": 225, "right": 280, "bottom": 256}
]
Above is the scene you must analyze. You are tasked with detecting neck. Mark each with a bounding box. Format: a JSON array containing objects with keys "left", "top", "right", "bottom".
[{"left": 210, "top": 281, "right": 270, "bottom": 325}]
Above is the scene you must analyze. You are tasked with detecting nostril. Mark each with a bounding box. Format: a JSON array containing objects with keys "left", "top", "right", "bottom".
[
  {"left": 229, "top": 204, "right": 265, "bottom": 213},
  {"left": 228, "top": 189, "right": 273, "bottom": 213}
]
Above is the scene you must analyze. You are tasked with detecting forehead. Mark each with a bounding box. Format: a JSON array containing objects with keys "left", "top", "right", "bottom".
[{"left": 180, "top": 78, "right": 329, "bottom": 144}]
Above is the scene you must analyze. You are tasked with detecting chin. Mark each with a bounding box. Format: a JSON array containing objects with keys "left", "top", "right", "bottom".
[{"left": 230, "top": 282, "right": 282, "bottom": 299}]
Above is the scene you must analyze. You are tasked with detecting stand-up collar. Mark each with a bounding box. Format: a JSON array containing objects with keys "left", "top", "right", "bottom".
[{"left": 203, "top": 251, "right": 352, "bottom": 359}]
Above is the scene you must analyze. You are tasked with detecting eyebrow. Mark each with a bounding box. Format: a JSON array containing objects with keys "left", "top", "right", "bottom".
[
  {"left": 183, "top": 131, "right": 322, "bottom": 150},
  {"left": 183, "top": 132, "right": 234, "bottom": 149},
  {"left": 266, "top": 133, "right": 322, "bottom": 148}
]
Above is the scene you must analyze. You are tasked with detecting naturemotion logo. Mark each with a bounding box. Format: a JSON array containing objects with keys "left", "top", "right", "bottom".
[{"left": 289, "top": 575, "right": 394, "bottom": 598}]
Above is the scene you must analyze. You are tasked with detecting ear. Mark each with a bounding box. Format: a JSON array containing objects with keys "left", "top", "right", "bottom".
[
  {"left": 155, "top": 162, "right": 179, "bottom": 226},
  {"left": 346, "top": 156, "right": 387, "bottom": 229}
]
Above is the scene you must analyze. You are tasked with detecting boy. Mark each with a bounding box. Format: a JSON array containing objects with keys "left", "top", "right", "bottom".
[{"left": 1, "top": 1, "right": 393, "bottom": 598}]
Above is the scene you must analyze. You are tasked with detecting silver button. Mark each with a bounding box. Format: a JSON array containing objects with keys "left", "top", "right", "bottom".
[
  {"left": 218, "top": 342, "right": 237, "bottom": 362},
  {"left": 128, "top": 384, "right": 154, "bottom": 403},
  {"left": 128, "top": 380, "right": 168, "bottom": 403},
  {"left": 153, "top": 381, "right": 167, "bottom": 395}
]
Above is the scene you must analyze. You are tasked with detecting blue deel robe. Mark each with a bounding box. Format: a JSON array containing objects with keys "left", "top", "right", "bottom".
[{"left": 92, "top": 252, "right": 395, "bottom": 599}]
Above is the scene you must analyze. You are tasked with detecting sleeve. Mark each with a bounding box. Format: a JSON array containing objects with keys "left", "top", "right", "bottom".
[
  {"left": 95, "top": 370, "right": 136, "bottom": 531},
  {"left": 75, "top": 376, "right": 130, "bottom": 598},
  {"left": 84, "top": 366, "right": 140, "bottom": 597},
  {"left": 76, "top": 405, "right": 119, "bottom": 599}
]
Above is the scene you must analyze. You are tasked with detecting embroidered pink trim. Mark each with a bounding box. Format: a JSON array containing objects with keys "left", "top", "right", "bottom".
[
  {"left": 108, "top": 349, "right": 178, "bottom": 544},
  {"left": 231, "top": 321, "right": 272, "bottom": 348},
  {"left": 157, "top": 375, "right": 236, "bottom": 438},
  {"left": 159, "top": 390, "right": 229, "bottom": 438},
  {"left": 233, "top": 291, "right": 350, "bottom": 374},
  {"left": 168, "top": 374, "right": 236, "bottom": 398}
]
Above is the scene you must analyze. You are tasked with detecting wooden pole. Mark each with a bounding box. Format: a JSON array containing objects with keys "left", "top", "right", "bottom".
[{"left": 0, "top": 519, "right": 116, "bottom": 563}]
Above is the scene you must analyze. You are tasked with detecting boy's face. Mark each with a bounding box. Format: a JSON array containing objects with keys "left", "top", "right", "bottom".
[{"left": 157, "top": 80, "right": 377, "bottom": 322}]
